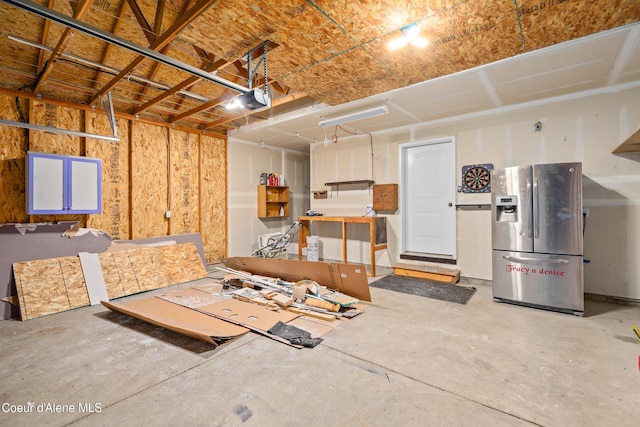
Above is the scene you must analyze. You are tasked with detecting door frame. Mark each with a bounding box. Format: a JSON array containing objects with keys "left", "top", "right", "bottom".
[{"left": 398, "top": 136, "right": 457, "bottom": 260}]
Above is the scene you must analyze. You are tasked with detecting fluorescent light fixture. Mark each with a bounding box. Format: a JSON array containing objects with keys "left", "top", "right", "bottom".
[{"left": 319, "top": 105, "right": 389, "bottom": 128}]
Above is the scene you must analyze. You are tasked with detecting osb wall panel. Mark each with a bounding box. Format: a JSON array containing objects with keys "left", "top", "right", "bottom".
[
  {"left": 200, "top": 134, "right": 227, "bottom": 263},
  {"left": 170, "top": 130, "right": 200, "bottom": 235},
  {"left": 131, "top": 121, "right": 169, "bottom": 239},
  {"left": 13, "top": 256, "right": 88, "bottom": 320},
  {"left": 0, "top": 95, "right": 28, "bottom": 224},
  {"left": 30, "top": 101, "right": 83, "bottom": 155},
  {"left": 85, "top": 111, "right": 131, "bottom": 239}
]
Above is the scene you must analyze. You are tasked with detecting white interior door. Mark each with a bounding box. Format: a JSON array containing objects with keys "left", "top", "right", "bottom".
[{"left": 400, "top": 137, "right": 456, "bottom": 258}]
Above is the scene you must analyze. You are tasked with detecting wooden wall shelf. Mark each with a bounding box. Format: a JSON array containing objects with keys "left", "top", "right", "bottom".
[
  {"left": 257, "top": 185, "right": 289, "bottom": 219},
  {"left": 324, "top": 180, "right": 374, "bottom": 186}
]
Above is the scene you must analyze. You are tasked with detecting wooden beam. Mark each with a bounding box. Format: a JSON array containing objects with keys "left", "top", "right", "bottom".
[
  {"left": 125, "top": 0, "right": 155, "bottom": 44},
  {"left": 133, "top": 57, "right": 234, "bottom": 114},
  {"left": 135, "top": 0, "right": 179, "bottom": 103},
  {"left": 152, "top": 0, "right": 166, "bottom": 36},
  {"left": 92, "top": 0, "right": 128, "bottom": 90},
  {"left": 36, "top": 0, "right": 56, "bottom": 74},
  {"left": 134, "top": 44, "right": 171, "bottom": 103},
  {"left": 89, "top": 0, "right": 217, "bottom": 105},
  {"left": 0, "top": 86, "right": 226, "bottom": 139},
  {"left": 392, "top": 263, "right": 461, "bottom": 284},
  {"left": 34, "top": 0, "right": 95, "bottom": 94},
  {"left": 169, "top": 94, "right": 227, "bottom": 123}
]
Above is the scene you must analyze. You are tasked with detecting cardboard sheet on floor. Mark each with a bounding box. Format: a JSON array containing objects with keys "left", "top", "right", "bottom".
[
  {"left": 197, "top": 299, "right": 299, "bottom": 332},
  {"left": 155, "top": 287, "right": 228, "bottom": 308},
  {"left": 191, "top": 278, "right": 225, "bottom": 295},
  {"left": 13, "top": 256, "right": 90, "bottom": 320},
  {"left": 223, "top": 257, "right": 371, "bottom": 302},
  {"left": 101, "top": 298, "right": 249, "bottom": 345},
  {"left": 288, "top": 316, "right": 343, "bottom": 338}
]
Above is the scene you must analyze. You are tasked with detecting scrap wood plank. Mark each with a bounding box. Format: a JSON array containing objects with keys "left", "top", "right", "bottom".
[
  {"left": 393, "top": 263, "right": 460, "bottom": 284},
  {"left": 287, "top": 306, "right": 336, "bottom": 322}
]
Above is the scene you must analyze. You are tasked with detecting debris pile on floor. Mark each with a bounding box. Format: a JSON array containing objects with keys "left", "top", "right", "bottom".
[{"left": 104, "top": 258, "right": 371, "bottom": 349}]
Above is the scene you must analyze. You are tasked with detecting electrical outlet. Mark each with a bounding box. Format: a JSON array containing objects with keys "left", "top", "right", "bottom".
[
  {"left": 582, "top": 208, "right": 589, "bottom": 218},
  {"left": 165, "top": 210, "right": 171, "bottom": 218}
]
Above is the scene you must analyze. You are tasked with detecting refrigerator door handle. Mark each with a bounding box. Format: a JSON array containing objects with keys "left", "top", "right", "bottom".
[
  {"left": 502, "top": 255, "right": 570, "bottom": 265},
  {"left": 533, "top": 179, "right": 539, "bottom": 239}
]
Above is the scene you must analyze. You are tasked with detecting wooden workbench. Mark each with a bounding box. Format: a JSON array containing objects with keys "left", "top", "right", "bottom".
[{"left": 297, "top": 215, "right": 388, "bottom": 276}]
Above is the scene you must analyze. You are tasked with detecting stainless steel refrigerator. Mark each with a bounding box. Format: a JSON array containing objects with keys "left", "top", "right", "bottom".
[{"left": 491, "top": 162, "right": 584, "bottom": 315}]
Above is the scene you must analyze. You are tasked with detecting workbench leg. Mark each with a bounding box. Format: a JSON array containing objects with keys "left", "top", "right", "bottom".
[
  {"left": 298, "top": 220, "right": 309, "bottom": 260},
  {"left": 369, "top": 219, "right": 376, "bottom": 277}
]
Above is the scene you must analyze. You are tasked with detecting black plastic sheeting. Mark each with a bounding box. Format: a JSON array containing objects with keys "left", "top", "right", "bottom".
[{"left": 268, "top": 321, "right": 323, "bottom": 348}]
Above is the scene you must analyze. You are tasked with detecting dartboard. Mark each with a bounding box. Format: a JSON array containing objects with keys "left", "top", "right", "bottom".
[{"left": 461, "top": 164, "right": 493, "bottom": 193}]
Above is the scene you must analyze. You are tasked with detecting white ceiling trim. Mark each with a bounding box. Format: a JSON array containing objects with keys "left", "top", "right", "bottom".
[{"left": 608, "top": 25, "right": 640, "bottom": 85}]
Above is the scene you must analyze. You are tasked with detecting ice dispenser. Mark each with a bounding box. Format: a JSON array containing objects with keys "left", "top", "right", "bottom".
[{"left": 495, "top": 195, "right": 518, "bottom": 222}]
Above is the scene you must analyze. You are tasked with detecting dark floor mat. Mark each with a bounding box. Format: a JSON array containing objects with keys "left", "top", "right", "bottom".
[{"left": 370, "top": 275, "right": 476, "bottom": 304}]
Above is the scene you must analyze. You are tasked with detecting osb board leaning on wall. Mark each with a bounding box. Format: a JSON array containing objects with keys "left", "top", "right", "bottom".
[{"left": 85, "top": 111, "right": 130, "bottom": 239}]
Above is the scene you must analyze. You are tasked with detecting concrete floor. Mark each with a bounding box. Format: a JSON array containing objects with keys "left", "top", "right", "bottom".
[{"left": 1, "top": 267, "right": 639, "bottom": 427}]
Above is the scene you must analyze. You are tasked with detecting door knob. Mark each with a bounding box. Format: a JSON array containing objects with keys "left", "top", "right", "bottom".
[{"left": 448, "top": 202, "right": 453, "bottom": 207}]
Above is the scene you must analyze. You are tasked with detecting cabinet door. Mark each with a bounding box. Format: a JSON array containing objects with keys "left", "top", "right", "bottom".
[
  {"left": 70, "top": 158, "right": 101, "bottom": 213},
  {"left": 29, "top": 155, "right": 65, "bottom": 212}
]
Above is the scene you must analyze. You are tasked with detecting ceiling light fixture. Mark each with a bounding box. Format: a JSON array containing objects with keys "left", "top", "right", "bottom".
[
  {"left": 388, "top": 23, "right": 429, "bottom": 50},
  {"left": 319, "top": 105, "right": 389, "bottom": 128}
]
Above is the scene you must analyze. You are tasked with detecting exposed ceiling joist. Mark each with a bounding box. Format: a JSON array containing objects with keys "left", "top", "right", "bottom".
[
  {"left": 0, "top": 0, "right": 250, "bottom": 98},
  {"left": 33, "top": 0, "right": 94, "bottom": 94}
]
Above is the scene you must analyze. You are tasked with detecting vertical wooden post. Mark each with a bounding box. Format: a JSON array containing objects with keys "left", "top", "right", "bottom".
[
  {"left": 198, "top": 133, "right": 202, "bottom": 234},
  {"left": 166, "top": 127, "right": 172, "bottom": 236},
  {"left": 128, "top": 120, "right": 135, "bottom": 239}
]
